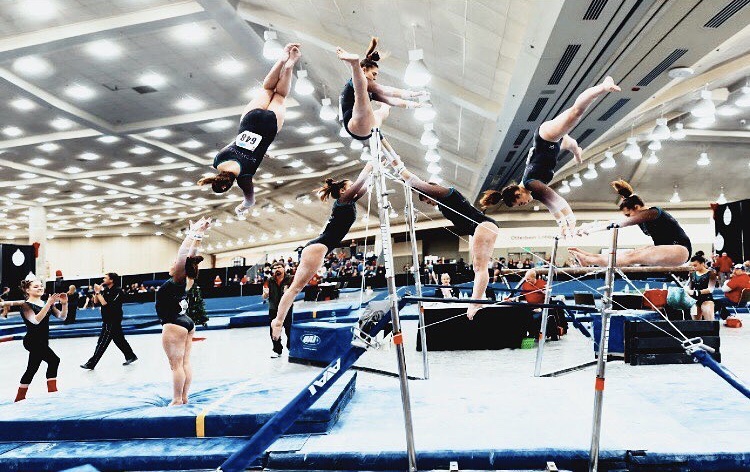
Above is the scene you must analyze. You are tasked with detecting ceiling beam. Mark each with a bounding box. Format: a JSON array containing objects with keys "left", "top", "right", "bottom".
[
  {"left": 234, "top": 1, "right": 501, "bottom": 120},
  {"left": 0, "top": 129, "right": 101, "bottom": 150},
  {"left": 0, "top": 1, "right": 208, "bottom": 60}
]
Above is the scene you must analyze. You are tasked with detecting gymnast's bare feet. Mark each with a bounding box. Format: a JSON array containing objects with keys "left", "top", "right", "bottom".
[
  {"left": 568, "top": 248, "right": 605, "bottom": 267},
  {"left": 467, "top": 304, "right": 481, "bottom": 320},
  {"left": 601, "top": 76, "right": 621, "bottom": 93},
  {"left": 271, "top": 318, "right": 284, "bottom": 340},
  {"left": 168, "top": 399, "right": 184, "bottom": 407},
  {"left": 336, "top": 47, "right": 360, "bottom": 64}
]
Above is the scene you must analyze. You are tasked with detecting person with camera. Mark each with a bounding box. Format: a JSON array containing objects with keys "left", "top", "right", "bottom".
[
  {"left": 263, "top": 262, "right": 293, "bottom": 358},
  {"left": 80, "top": 273, "right": 137, "bottom": 369}
]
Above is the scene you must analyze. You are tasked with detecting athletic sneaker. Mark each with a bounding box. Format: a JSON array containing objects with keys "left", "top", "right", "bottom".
[
  {"left": 271, "top": 338, "right": 283, "bottom": 358},
  {"left": 123, "top": 356, "right": 138, "bottom": 366}
]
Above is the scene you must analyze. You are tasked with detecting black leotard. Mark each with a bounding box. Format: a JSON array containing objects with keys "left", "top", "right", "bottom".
[
  {"left": 521, "top": 128, "right": 562, "bottom": 188},
  {"left": 637, "top": 207, "right": 692, "bottom": 257},
  {"left": 306, "top": 200, "right": 357, "bottom": 254},
  {"left": 21, "top": 302, "right": 50, "bottom": 348},
  {"left": 213, "top": 109, "right": 278, "bottom": 177},
  {"left": 155, "top": 278, "right": 195, "bottom": 332},
  {"left": 437, "top": 188, "right": 498, "bottom": 236},
  {"left": 340, "top": 79, "right": 374, "bottom": 141},
  {"left": 690, "top": 271, "right": 713, "bottom": 305},
  {"left": 20, "top": 301, "right": 59, "bottom": 384}
]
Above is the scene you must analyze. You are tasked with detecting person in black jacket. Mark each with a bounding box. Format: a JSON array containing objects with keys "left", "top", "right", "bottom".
[
  {"left": 81, "top": 273, "right": 137, "bottom": 369},
  {"left": 263, "top": 262, "right": 293, "bottom": 358},
  {"left": 63, "top": 285, "right": 79, "bottom": 325}
]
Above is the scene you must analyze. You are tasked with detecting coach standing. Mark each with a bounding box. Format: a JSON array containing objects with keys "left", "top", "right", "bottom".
[
  {"left": 263, "top": 262, "right": 293, "bottom": 358},
  {"left": 81, "top": 273, "right": 137, "bottom": 369}
]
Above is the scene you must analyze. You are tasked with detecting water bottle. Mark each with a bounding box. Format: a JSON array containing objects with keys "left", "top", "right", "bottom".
[
  {"left": 644, "top": 283, "right": 650, "bottom": 291},
  {"left": 331, "top": 310, "right": 337, "bottom": 322}
]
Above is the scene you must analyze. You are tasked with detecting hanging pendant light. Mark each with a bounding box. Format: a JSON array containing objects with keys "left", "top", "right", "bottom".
[
  {"left": 696, "top": 151, "right": 710, "bottom": 166},
  {"left": 691, "top": 89, "right": 715, "bottom": 118},
  {"left": 350, "top": 140, "right": 364, "bottom": 150},
  {"left": 262, "top": 31, "right": 283, "bottom": 61},
  {"left": 424, "top": 146, "right": 441, "bottom": 163},
  {"left": 294, "top": 70, "right": 314, "bottom": 96},
  {"left": 319, "top": 97, "right": 337, "bottom": 121},
  {"left": 583, "top": 163, "right": 598, "bottom": 180},
  {"left": 671, "top": 122, "right": 686, "bottom": 139},
  {"left": 716, "top": 187, "right": 727, "bottom": 205},
  {"left": 414, "top": 96, "right": 436, "bottom": 121},
  {"left": 559, "top": 180, "right": 571, "bottom": 194},
  {"left": 651, "top": 117, "right": 671, "bottom": 141},
  {"left": 736, "top": 86, "right": 750, "bottom": 107},
  {"left": 570, "top": 173, "right": 583, "bottom": 187},
  {"left": 670, "top": 185, "right": 681, "bottom": 203},
  {"left": 339, "top": 126, "right": 348, "bottom": 138},
  {"left": 647, "top": 140, "right": 661, "bottom": 151},
  {"left": 646, "top": 150, "right": 659, "bottom": 164},
  {"left": 360, "top": 147, "right": 370, "bottom": 161},
  {"left": 622, "top": 137, "right": 641, "bottom": 160},
  {"left": 600, "top": 151, "right": 616, "bottom": 169},
  {"left": 420, "top": 123, "right": 439, "bottom": 146},
  {"left": 427, "top": 162, "right": 441, "bottom": 174}
]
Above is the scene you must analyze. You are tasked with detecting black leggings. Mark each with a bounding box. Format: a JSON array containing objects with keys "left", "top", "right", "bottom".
[
  {"left": 85, "top": 320, "right": 136, "bottom": 367},
  {"left": 21, "top": 339, "right": 60, "bottom": 384}
]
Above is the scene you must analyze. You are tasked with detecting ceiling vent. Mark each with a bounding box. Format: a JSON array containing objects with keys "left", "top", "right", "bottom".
[
  {"left": 548, "top": 45, "right": 581, "bottom": 85},
  {"left": 527, "top": 97, "right": 549, "bottom": 121},
  {"left": 704, "top": 0, "right": 749, "bottom": 27},
  {"left": 132, "top": 85, "right": 157, "bottom": 94},
  {"left": 583, "top": 0, "right": 609, "bottom": 20},
  {"left": 577, "top": 128, "right": 595, "bottom": 144},
  {"left": 504, "top": 151, "right": 516, "bottom": 163},
  {"left": 598, "top": 98, "right": 630, "bottom": 121},
  {"left": 636, "top": 49, "right": 688, "bottom": 86},
  {"left": 513, "top": 129, "right": 529, "bottom": 146}
]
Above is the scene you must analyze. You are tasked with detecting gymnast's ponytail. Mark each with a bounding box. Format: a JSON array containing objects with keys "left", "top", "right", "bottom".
[
  {"left": 197, "top": 171, "right": 236, "bottom": 194},
  {"left": 317, "top": 178, "right": 350, "bottom": 202},
  {"left": 19, "top": 279, "right": 33, "bottom": 298},
  {"left": 479, "top": 184, "right": 523, "bottom": 209},
  {"left": 360, "top": 37, "right": 380, "bottom": 69},
  {"left": 612, "top": 179, "right": 644, "bottom": 210}
]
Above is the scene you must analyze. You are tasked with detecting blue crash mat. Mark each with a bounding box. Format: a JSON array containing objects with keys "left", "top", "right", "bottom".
[{"left": 0, "top": 372, "right": 356, "bottom": 441}]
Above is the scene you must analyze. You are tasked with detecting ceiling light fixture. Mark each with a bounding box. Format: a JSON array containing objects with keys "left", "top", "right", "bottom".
[
  {"left": 50, "top": 117, "right": 74, "bottom": 130},
  {"left": 414, "top": 96, "right": 436, "bottom": 121},
  {"left": 215, "top": 57, "right": 245, "bottom": 76},
  {"left": 138, "top": 71, "right": 166, "bottom": 88},
  {"left": 671, "top": 123, "right": 686, "bottom": 140},
  {"left": 670, "top": 185, "right": 681, "bottom": 203},
  {"left": 65, "top": 83, "right": 96, "bottom": 100},
  {"left": 622, "top": 136, "right": 641, "bottom": 160},
  {"left": 147, "top": 128, "right": 171, "bottom": 138},
  {"left": 583, "top": 163, "right": 597, "bottom": 179},
  {"left": 691, "top": 89, "right": 715, "bottom": 118},
  {"left": 569, "top": 173, "right": 583, "bottom": 187},
  {"left": 404, "top": 24, "right": 432, "bottom": 87},
  {"left": 85, "top": 39, "right": 121, "bottom": 59},
  {"left": 420, "top": 123, "right": 439, "bottom": 146},
  {"left": 651, "top": 117, "right": 671, "bottom": 141},
  {"left": 646, "top": 150, "right": 659, "bottom": 164},
  {"left": 2, "top": 126, "right": 23, "bottom": 137},
  {"left": 424, "top": 146, "right": 441, "bottom": 163},
  {"left": 647, "top": 140, "right": 661, "bottom": 151},
  {"left": 262, "top": 30, "right": 283, "bottom": 60},
  {"left": 97, "top": 135, "right": 119, "bottom": 144},
  {"left": 294, "top": 70, "right": 314, "bottom": 95},
  {"left": 696, "top": 151, "right": 710, "bottom": 166},
  {"left": 38, "top": 143, "right": 60, "bottom": 152},
  {"left": 735, "top": 86, "right": 750, "bottom": 107},
  {"left": 427, "top": 162, "right": 441, "bottom": 174},
  {"left": 716, "top": 187, "right": 727, "bottom": 205},
  {"left": 319, "top": 95, "right": 337, "bottom": 121},
  {"left": 171, "top": 23, "right": 208, "bottom": 44},
  {"left": 350, "top": 140, "right": 364, "bottom": 150},
  {"left": 10, "top": 98, "right": 35, "bottom": 111},
  {"left": 174, "top": 96, "right": 204, "bottom": 111},
  {"left": 12, "top": 55, "right": 53, "bottom": 77},
  {"left": 600, "top": 150, "right": 616, "bottom": 169},
  {"left": 559, "top": 180, "right": 571, "bottom": 194}
]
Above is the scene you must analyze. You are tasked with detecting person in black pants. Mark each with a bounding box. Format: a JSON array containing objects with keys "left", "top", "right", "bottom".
[
  {"left": 63, "top": 285, "right": 79, "bottom": 325},
  {"left": 81, "top": 273, "right": 137, "bottom": 369},
  {"left": 264, "top": 262, "right": 293, "bottom": 358},
  {"left": 14, "top": 279, "right": 67, "bottom": 402}
]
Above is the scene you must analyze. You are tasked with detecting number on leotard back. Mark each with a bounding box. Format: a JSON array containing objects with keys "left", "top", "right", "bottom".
[{"left": 235, "top": 130, "right": 263, "bottom": 151}]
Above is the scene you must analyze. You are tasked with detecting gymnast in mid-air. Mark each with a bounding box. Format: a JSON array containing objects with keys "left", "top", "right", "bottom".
[
  {"left": 480, "top": 77, "right": 621, "bottom": 238},
  {"left": 336, "top": 37, "right": 429, "bottom": 140},
  {"left": 198, "top": 43, "right": 301, "bottom": 217},
  {"left": 271, "top": 163, "right": 373, "bottom": 340}
]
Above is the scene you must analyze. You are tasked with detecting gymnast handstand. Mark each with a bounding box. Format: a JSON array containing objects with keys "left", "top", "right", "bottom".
[
  {"left": 198, "top": 43, "right": 301, "bottom": 217},
  {"left": 479, "top": 77, "right": 621, "bottom": 237},
  {"left": 387, "top": 153, "right": 498, "bottom": 320},
  {"left": 336, "top": 37, "right": 428, "bottom": 140},
  {"left": 570, "top": 180, "right": 691, "bottom": 267},
  {"left": 271, "top": 163, "right": 373, "bottom": 340}
]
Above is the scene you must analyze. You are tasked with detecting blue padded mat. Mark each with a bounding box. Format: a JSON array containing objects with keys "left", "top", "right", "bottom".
[
  {"left": 265, "top": 449, "right": 750, "bottom": 471},
  {"left": 0, "top": 372, "right": 356, "bottom": 441},
  {"left": 0, "top": 437, "right": 253, "bottom": 471}
]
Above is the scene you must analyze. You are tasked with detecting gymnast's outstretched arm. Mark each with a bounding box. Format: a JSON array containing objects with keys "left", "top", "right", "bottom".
[
  {"left": 340, "top": 162, "right": 373, "bottom": 203},
  {"left": 383, "top": 149, "right": 451, "bottom": 199},
  {"left": 172, "top": 217, "right": 211, "bottom": 283}
]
